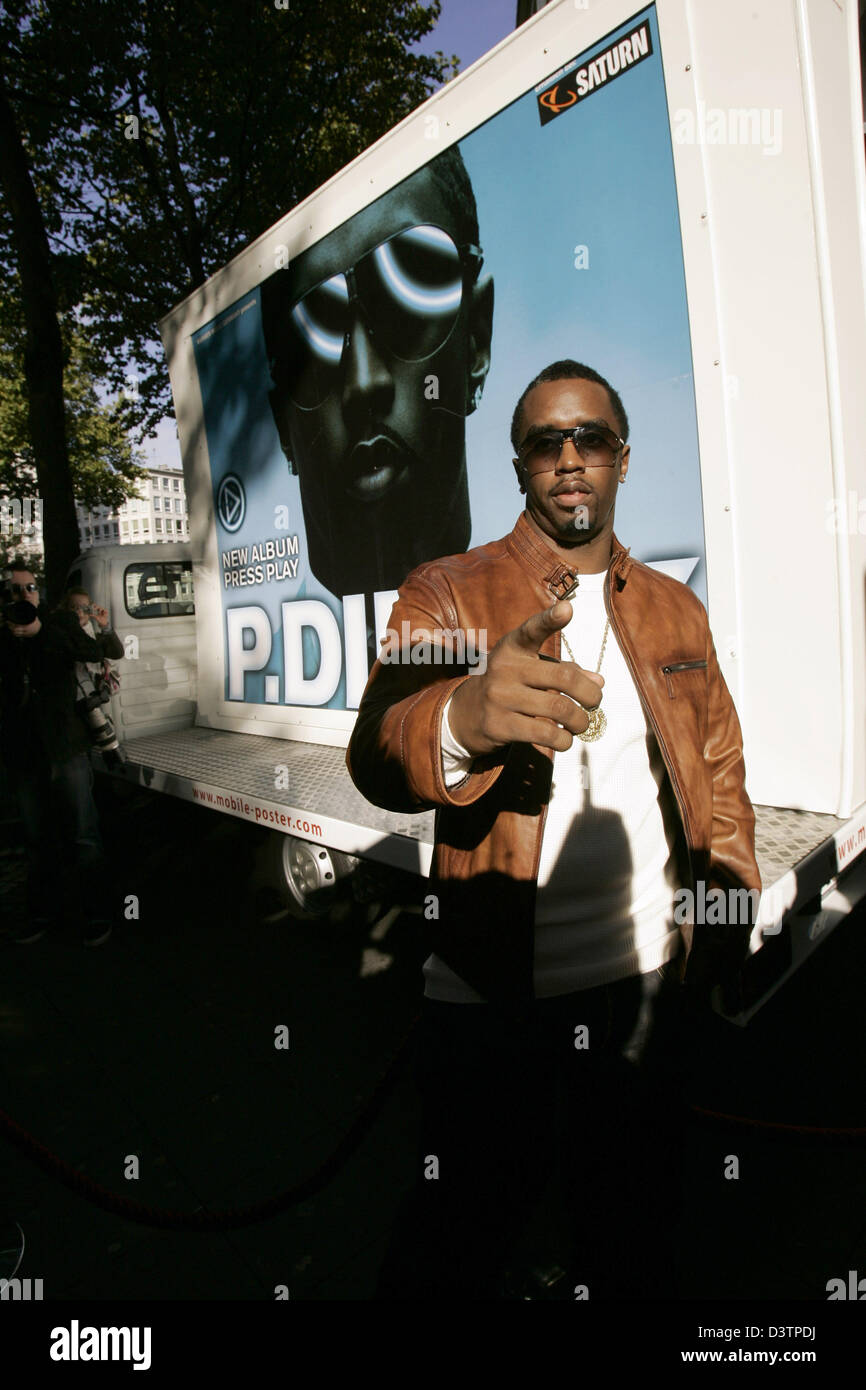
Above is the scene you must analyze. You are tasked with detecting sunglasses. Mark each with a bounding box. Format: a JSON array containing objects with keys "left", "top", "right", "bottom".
[
  {"left": 268, "top": 224, "right": 483, "bottom": 410},
  {"left": 10, "top": 582, "right": 38, "bottom": 594},
  {"left": 516, "top": 423, "right": 626, "bottom": 476}
]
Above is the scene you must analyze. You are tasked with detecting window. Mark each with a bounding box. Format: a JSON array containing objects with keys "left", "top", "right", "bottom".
[
  {"left": 142, "top": 519, "right": 150, "bottom": 531},
  {"left": 155, "top": 518, "right": 163, "bottom": 533},
  {"left": 131, "top": 519, "right": 139, "bottom": 534},
  {"left": 154, "top": 496, "right": 161, "bottom": 510},
  {"left": 124, "top": 561, "right": 195, "bottom": 619},
  {"left": 173, "top": 479, "right": 180, "bottom": 491},
  {"left": 112, "top": 523, "right": 119, "bottom": 536}
]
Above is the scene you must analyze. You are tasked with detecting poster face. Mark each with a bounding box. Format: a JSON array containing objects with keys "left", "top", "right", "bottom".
[{"left": 192, "top": 4, "right": 705, "bottom": 716}]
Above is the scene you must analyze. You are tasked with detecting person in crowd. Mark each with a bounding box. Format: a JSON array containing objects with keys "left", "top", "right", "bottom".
[{"left": 0, "top": 560, "right": 124, "bottom": 946}]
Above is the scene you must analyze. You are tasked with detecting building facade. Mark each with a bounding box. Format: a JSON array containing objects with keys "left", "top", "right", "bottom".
[{"left": 77, "top": 466, "right": 189, "bottom": 549}]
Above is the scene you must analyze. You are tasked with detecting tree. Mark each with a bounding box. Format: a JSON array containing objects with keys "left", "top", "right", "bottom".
[
  {"left": 0, "top": 0, "right": 457, "bottom": 598},
  {"left": 0, "top": 281, "right": 146, "bottom": 579},
  {"left": 0, "top": 311, "right": 147, "bottom": 506}
]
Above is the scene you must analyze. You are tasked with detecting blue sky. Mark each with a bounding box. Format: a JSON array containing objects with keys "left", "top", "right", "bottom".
[{"left": 413, "top": 0, "right": 518, "bottom": 73}]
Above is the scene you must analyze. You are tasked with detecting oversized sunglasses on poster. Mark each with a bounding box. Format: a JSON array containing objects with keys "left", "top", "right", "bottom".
[
  {"left": 274, "top": 224, "right": 484, "bottom": 409},
  {"left": 516, "top": 423, "right": 626, "bottom": 475}
]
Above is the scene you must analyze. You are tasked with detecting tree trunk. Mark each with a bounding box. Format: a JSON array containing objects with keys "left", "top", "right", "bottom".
[{"left": 0, "top": 77, "right": 79, "bottom": 604}]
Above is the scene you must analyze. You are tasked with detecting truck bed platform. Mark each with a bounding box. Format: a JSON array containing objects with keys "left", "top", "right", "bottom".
[
  {"left": 121, "top": 726, "right": 433, "bottom": 875},
  {"left": 115, "top": 726, "right": 866, "bottom": 1021},
  {"left": 119, "top": 727, "right": 865, "bottom": 903}
]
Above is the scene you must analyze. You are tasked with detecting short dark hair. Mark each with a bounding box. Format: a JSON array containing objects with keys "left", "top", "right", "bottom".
[
  {"left": 511, "top": 360, "right": 629, "bottom": 454},
  {"left": 424, "top": 142, "right": 479, "bottom": 248},
  {"left": 8, "top": 556, "right": 35, "bottom": 576}
]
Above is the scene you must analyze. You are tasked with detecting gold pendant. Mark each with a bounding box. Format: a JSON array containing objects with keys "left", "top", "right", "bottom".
[{"left": 577, "top": 707, "right": 607, "bottom": 743}]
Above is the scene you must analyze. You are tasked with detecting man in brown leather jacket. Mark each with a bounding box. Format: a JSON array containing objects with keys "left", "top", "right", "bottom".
[{"left": 347, "top": 360, "right": 761, "bottom": 1301}]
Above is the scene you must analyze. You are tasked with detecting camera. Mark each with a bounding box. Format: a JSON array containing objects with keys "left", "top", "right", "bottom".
[
  {"left": 75, "top": 685, "right": 111, "bottom": 714},
  {"left": 87, "top": 713, "right": 121, "bottom": 754},
  {"left": 0, "top": 577, "right": 38, "bottom": 626},
  {"left": 78, "top": 685, "right": 123, "bottom": 758},
  {"left": 75, "top": 669, "right": 124, "bottom": 763}
]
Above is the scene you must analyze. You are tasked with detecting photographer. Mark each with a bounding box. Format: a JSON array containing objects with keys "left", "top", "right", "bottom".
[
  {"left": 0, "top": 559, "right": 123, "bottom": 946},
  {"left": 60, "top": 587, "right": 125, "bottom": 772}
]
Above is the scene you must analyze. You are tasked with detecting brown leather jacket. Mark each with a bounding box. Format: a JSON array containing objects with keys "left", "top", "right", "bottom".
[{"left": 347, "top": 512, "right": 761, "bottom": 1007}]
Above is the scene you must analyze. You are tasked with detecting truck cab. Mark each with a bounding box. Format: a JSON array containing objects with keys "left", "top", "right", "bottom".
[{"left": 66, "top": 542, "right": 197, "bottom": 743}]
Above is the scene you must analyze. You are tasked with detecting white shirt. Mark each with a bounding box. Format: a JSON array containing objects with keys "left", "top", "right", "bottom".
[{"left": 425, "top": 568, "right": 683, "bottom": 1001}]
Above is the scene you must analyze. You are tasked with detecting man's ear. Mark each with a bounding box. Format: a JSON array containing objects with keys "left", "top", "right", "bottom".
[
  {"left": 268, "top": 385, "right": 298, "bottom": 476},
  {"left": 512, "top": 458, "right": 526, "bottom": 495},
  {"left": 465, "top": 272, "right": 494, "bottom": 415},
  {"left": 619, "top": 442, "right": 630, "bottom": 484}
]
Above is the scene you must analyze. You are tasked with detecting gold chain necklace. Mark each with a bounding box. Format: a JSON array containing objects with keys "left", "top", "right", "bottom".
[{"left": 560, "top": 616, "right": 610, "bottom": 743}]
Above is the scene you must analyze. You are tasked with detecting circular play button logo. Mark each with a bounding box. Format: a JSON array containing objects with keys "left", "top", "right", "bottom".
[{"left": 217, "top": 473, "right": 245, "bottom": 533}]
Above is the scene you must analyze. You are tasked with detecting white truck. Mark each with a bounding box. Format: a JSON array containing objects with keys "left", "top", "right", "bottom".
[{"left": 75, "top": 0, "right": 866, "bottom": 1021}]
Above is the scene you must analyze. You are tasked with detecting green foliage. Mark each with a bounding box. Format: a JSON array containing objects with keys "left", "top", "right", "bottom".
[
  {"left": 0, "top": 0, "right": 459, "bottom": 439},
  {"left": 0, "top": 305, "right": 147, "bottom": 506}
]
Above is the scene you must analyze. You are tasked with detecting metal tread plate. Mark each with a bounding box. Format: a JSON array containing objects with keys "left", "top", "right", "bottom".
[
  {"left": 123, "top": 727, "right": 433, "bottom": 843},
  {"left": 121, "top": 730, "right": 858, "bottom": 893},
  {"left": 752, "top": 804, "right": 845, "bottom": 888}
]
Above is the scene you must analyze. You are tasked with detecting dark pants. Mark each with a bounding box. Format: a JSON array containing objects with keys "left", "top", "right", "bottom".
[
  {"left": 377, "top": 962, "right": 688, "bottom": 1300},
  {"left": 7, "top": 750, "right": 112, "bottom": 927}
]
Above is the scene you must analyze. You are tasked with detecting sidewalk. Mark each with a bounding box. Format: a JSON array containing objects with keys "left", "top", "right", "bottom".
[{"left": 1, "top": 780, "right": 864, "bottom": 1301}]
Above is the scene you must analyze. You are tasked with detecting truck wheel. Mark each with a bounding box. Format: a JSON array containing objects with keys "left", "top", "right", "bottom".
[{"left": 271, "top": 832, "right": 357, "bottom": 919}]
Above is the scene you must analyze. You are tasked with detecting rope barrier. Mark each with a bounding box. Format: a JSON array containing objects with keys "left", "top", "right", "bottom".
[
  {"left": 688, "top": 1104, "right": 866, "bottom": 1138},
  {"left": 3, "top": 1008, "right": 865, "bottom": 1233},
  {"left": 0, "top": 1012, "right": 421, "bottom": 1231}
]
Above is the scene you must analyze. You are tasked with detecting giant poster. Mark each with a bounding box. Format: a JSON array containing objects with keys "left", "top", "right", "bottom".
[{"left": 191, "top": 4, "right": 704, "bottom": 715}]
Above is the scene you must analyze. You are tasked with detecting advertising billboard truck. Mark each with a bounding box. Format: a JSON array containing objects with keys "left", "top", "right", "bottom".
[{"left": 73, "top": 0, "right": 866, "bottom": 1021}]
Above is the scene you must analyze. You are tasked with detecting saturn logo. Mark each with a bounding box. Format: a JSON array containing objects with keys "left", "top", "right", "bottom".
[{"left": 539, "top": 83, "right": 578, "bottom": 115}]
